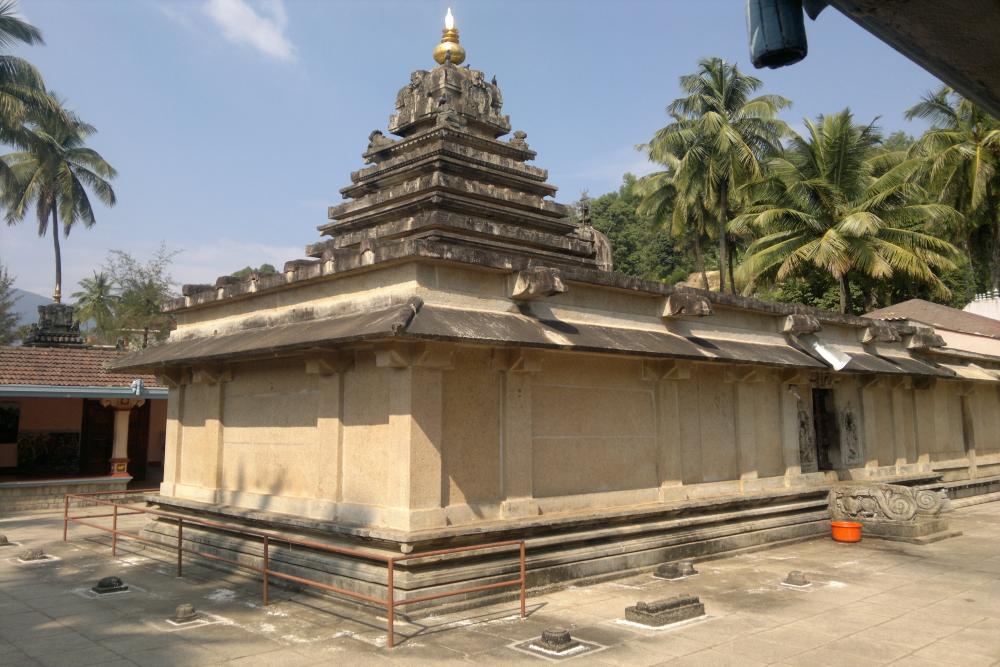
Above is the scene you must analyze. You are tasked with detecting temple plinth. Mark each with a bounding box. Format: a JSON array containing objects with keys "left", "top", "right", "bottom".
[{"left": 110, "top": 11, "right": 995, "bottom": 610}]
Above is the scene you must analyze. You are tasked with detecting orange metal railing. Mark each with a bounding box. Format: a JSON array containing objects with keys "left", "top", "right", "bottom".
[{"left": 63, "top": 492, "right": 526, "bottom": 647}]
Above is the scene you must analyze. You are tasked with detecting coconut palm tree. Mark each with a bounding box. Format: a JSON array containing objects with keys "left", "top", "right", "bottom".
[
  {"left": 0, "top": 1, "right": 62, "bottom": 180},
  {"left": 906, "top": 87, "right": 1000, "bottom": 288},
  {"left": 733, "top": 109, "right": 962, "bottom": 314},
  {"left": 645, "top": 57, "right": 790, "bottom": 293},
  {"left": 71, "top": 271, "right": 117, "bottom": 342},
  {"left": 634, "top": 147, "right": 714, "bottom": 290},
  {"left": 2, "top": 97, "right": 117, "bottom": 303}
]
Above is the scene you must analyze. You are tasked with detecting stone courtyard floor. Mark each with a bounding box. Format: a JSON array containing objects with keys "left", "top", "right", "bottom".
[{"left": 2, "top": 503, "right": 1000, "bottom": 666}]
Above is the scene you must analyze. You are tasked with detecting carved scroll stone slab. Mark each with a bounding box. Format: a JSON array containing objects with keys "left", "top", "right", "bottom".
[
  {"left": 625, "top": 595, "right": 705, "bottom": 627},
  {"left": 828, "top": 482, "right": 958, "bottom": 544}
]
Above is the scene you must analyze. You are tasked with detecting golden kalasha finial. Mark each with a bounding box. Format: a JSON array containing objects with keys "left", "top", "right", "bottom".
[{"left": 433, "top": 7, "right": 465, "bottom": 65}]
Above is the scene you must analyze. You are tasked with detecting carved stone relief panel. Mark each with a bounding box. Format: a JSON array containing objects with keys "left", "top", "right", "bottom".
[{"left": 839, "top": 402, "right": 864, "bottom": 467}]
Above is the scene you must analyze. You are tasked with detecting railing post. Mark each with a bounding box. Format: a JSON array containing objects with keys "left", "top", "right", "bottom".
[
  {"left": 62, "top": 495, "right": 69, "bottom": 542},
  {"left": 112, "top": 504, "right": 118, "bottom": 558},
  {"left": 519, "top": 540, "right": 526, "bottom": 619},
  {"left": 176, "top": 518, "right": 183, "bottom": 577},
  {"left": 262, "top": 535, "right": 270, "bottom": 607},
  {"left": 387, "top": 559, "right": 395, "bottom": 649}
]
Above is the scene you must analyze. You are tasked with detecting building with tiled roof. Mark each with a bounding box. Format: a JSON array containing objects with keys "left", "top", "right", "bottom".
[
  {"left": 0, "top": 345, "right": 163, "bottom": 395},
  {"left": 0, "top": 305, "right": 167, "bottom": 502}
]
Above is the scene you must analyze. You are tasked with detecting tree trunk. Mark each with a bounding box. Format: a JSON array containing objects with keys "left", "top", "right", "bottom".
[
  {"left": 693, "top": 234, "right": 709, "bottom": 290},
  {"left": 957, "top": 194, "right": 979, "bottom": 294},
  {"left": 727, "top": 236, "right": 737, "bottom": 294},
  {"left": 838, "top": 274, "right": 852, "bottom": 314},
  {"left": 51, "top": 203, "right": 62, "bottom": 304},
  {"left": 718, "top": 184, "right": 730, "bottom": 294},
  {"left": 991, "top": 208, "right": 1000, "bottom": 290}
]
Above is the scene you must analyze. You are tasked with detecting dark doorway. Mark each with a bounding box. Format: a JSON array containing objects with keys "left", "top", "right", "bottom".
[
  {"left": 812, "top": 388, "right": 840, "bottom": 471},
  {"left": 80, "top": 400, "right": 114, "bottom": 476},
  {"left": 127, "top": 401, "right": 150, "bottom": 481}
]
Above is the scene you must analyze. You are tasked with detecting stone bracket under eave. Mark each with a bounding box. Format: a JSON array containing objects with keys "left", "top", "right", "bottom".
[
  {"left": 156, "top": 365, "right": 234, "bottom": 387},
  {"left": 304, "top": 350, "right": 356, "bottom": 376},
  {"left": 373, "top": 341, "right": 455, "bottom": 370},
  {"left": 642, "top": 359, "right": 692, "bottom": 381},
  {"left": 156, "top": 367, "right": 191, "bottom": 388},
  {"left": 491, "top": 347, "right": 544, "bottom": 373},
  {"left": 191, "top": 366, "right": 232, "bottom": 385}
]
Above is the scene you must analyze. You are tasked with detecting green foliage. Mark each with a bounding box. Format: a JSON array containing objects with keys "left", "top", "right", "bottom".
[
  {"left": 101, "top": 245, "right": 177, "bottom": 349},
  {"left": 0, "top": 2, "right": 69, "bottom": 190},
  {"left": 641, "top": 57, "right": 790, "bottom": 294},
  {"left": 733, "top": 109, "right": 962, "bottom": 314},
  {"left": 2, "top": 95, "right": 117, "bottom": 303},
  {"left": 70, "top": 271, "right": 117, "bottom": 344},
  {"left": 0, "top": 262, "right": 20, "bottom": 345},
  {"left": 906, "top": 86, "right": 1000, "bottom": 290},
  {"left": 882, "top": 131, "right": 915, "bottom": 153},
  {"left": 231, "top": 263, "right": 278, "bottom": 279},
  {"left": 583, "top": 175, "right": 686, "bottom": 281}
]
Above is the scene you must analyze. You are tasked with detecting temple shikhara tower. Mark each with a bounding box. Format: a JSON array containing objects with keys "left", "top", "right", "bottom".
[{"left": 114, "top": 12, "right": 1000, "bottom": 604}]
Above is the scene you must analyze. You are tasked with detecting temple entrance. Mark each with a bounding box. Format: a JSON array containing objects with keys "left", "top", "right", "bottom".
[
  {"left": 812, "top": 388, "right": 840, "bottom": 471},
  {"left": 79, "top": 399, "right": 151, "bottom": 479},
  {"left": 80, "top": 400, "right": 114, "bottom": 476}
]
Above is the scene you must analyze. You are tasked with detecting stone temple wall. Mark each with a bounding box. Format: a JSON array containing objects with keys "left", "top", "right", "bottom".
[{"left": 155, "top": 327, "right": 1000, "bottom": 532}]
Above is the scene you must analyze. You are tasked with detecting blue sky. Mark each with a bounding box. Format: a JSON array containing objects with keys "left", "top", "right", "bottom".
[{"left": 1, "top": 0, "right": 943, "bottom": 298}]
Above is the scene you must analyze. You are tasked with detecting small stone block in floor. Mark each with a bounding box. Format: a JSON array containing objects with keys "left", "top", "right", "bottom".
[
  {"left": 92, "top": 576, "right": 129, "bottom": 594},
  {"left": 625, "top": 594, "right": 706, "bottom": 627},
  {"left": 512, "top": 627, "right": 605, "bottom": 660}
]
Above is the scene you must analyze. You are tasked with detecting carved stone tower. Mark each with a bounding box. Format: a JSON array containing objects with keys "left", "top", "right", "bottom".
[{"left": 306, "top": 12, "right": 612, "bottom": 273}]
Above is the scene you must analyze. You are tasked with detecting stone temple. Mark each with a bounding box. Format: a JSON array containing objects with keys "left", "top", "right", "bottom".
[{"left": 112, "top": 14, "right": 1000, "bottom": 605}]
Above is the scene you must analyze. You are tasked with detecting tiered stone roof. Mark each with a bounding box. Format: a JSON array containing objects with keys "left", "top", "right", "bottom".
[{"left": 305, "top": 60, "right": 612, "bottom": 272}]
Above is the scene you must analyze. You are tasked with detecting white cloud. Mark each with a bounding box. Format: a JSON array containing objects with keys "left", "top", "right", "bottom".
[{"left": 203, "top": 0, "right": 296, "bottom": 62}]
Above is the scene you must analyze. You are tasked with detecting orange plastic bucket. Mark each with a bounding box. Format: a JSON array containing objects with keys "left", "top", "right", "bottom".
[{"left": 830, "top": 521, "right": 862, "bottom": 543}]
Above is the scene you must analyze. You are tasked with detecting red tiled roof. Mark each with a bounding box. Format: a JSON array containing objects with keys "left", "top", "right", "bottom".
[
  {"left": 0, "top": 346, "right": 163, "bottom": 388},
  {"left": 866, "top": 299, "right": 1000, "bottom": 340}
]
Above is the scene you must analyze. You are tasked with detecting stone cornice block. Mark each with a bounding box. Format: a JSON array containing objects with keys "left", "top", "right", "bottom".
[
  {"left": 906, "top": 326, "right": 946, "bottom": 350},
  {"left": 661, "top": 292, "right": 712, "bottom": 318},
  {"left": 510, "top": 267, "right": 567, "bottom": 301},
  {"left": 862, "top": 322, "right": 902, "bottom": 344},
  {"left": 782, "top": 313, "right": 821, "bottom": 335}
]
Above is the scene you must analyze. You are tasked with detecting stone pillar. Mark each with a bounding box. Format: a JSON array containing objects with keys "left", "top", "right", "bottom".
[
  {"left": 860, "top": 377, "right": 886, "bottom": 470},
  {"left": 779, "top": 372, "right": 810, "bottom": 480},
  {"left": 99, "top": 398, "right": 146, "bottom": 477},
  {"left": 376, "top": 342, "right": 453, "bottom": 530},
  {"left": 156, "top": 369, "right": 189, "bottom": 497},
  {"left": 643, "top": 360, "right": 689, "bottom": 501},
  {"left": 494, "top": 348, "right": 542, "bottom": 519},
  {"left": 305, "top": 352, "right": 353, "bottom": 504},
  {"left": 726, "top": 366, "right": 766, "bottom": 487},
  {"left": 190, "top": 366, "right": 230, "bottom": 501}
]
